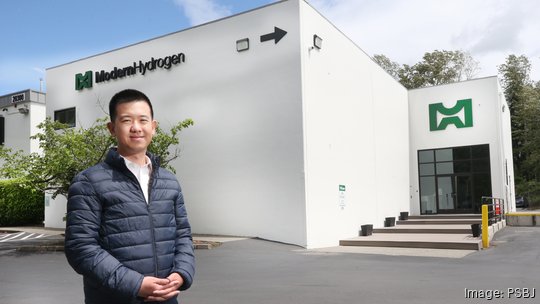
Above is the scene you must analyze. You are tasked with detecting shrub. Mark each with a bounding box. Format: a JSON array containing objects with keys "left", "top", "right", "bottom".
[{"left": 0, "top": 179, "right": 44, "bottom": 226}]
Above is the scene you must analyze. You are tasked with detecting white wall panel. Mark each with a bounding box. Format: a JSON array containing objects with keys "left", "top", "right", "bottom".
[{"left": 299, "top": 1, "right": 409, "bottom": 248}]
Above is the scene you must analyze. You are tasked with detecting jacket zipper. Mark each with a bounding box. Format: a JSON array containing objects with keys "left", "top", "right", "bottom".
[
  {"left": 147, "top": 171, "right": 159, "bottom": 277},
  {"left": 125, "top": 167, "right": 159, "bottom": 277}
]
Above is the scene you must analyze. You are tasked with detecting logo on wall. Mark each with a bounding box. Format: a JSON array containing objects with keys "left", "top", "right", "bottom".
[
  {"left": 74, "top": 52, "right": 186, "bottom": 91},
  {"left": 429, "top": 98, "right": 473, "bottom": 131},
  {"left": 75, "top": 71, "right": 93, "bottom": 90}
]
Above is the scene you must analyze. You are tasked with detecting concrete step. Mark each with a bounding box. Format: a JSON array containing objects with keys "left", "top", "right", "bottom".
[
  {"left": 397, "top": 219, "right": 481, "bottom": 225},
  {"left": 340, "top": 233, "right": 482, "bottom": 250},
  {"left": 373, "top": 224, "right": 472, "bottom": 234},
  {"left": 408, "top": 214, "right": 481, "bottom": 220}
]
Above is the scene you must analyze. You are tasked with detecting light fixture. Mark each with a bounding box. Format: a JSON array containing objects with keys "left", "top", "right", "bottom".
[
  {"left": 18, "top": 105, "right": 29, "bottom": 114},
  {"left": 236, "top": 38, "right": 249, "bottom": 52},
  {"left": 313, "top": 34, "right": 323, "bottom": 50}
]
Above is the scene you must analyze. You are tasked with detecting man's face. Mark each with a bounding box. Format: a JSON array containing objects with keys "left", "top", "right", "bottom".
[{"left": 107, "top": 100, "right": 156, "bottom": 158}]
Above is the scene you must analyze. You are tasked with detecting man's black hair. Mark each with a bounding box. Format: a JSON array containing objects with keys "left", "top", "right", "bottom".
[{"left": 109, "top": 89, "right": 154, "bottom": 122}]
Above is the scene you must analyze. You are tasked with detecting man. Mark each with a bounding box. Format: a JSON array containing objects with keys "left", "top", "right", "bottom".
[{"left": 65, "top": 89, "right": 195, "bottom": 304}]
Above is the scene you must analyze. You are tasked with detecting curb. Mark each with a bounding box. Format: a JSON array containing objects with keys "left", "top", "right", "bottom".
[
  {"left": 2, "top": 229, "right": 222, "bottom": 252},
  {"left": 193, "top": 240, "right": 222, "bottom": 250},
  {"left": 17, "top": 245, "right": 65, "bottom": 253},
  {"left": 10, "top": 240, "right": 222, "bottom": 253}
]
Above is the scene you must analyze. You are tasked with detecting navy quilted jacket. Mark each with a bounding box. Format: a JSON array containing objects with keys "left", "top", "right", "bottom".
[{"left": 65, "top": 148, "right": 195, "bottom": 304}]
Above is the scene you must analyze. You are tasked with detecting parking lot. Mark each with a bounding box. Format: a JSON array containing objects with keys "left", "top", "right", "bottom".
[{"left": 0, "top": 226, "right": 538, "bottom": 304}]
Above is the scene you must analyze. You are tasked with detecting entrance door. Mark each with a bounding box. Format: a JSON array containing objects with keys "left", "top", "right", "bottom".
[
  {"left": 437, "top": 175, "right": 473, "bottom": 213},
  {"left": 437, "top": 176, "right": 455, "bottom": 212}
]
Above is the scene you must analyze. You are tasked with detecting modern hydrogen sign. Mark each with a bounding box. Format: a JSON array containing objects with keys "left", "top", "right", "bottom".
[{"left": 75, "top": 52, "right": 185, "bottom": 91}]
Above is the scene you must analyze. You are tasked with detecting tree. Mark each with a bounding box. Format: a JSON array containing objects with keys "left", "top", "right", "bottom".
[
  {"left": 373, "top": 54, "right": 401, "bottom": 81},
  {"left": 520, "top": 82, "right": 540, "bottom": 179},
  {"left": 498, "top": 55, "right": 531, "bottom": 110},
  {"left": 373, "top": 50, "right": 480, "bottom": 89},
  {"left": 498, "top": 55, "right": 532, "bottom": 177},
  {"left": 0, "top": 117, "right": 193, "bottom": 198},
  {"left": 498, "top": 55, "right": 540, "bottom": 206}
]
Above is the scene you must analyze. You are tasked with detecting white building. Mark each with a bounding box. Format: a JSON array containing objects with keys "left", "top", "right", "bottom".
[
  {"left": 0, "top": 89, "right": 46, "bottom": 155},
  {"left": 409, "top": 77, "right": 515, "bottom": 216},
  {"left": 44, "top": 0, "right": 514, "bottom": 248}
]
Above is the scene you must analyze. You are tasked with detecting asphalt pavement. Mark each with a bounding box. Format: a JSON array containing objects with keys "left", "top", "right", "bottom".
[{"left": 0, "top": 226, "right": 539, "bottom": 304}]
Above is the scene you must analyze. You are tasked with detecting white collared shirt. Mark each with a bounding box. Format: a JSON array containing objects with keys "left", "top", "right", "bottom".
[{"left": 122, "top": 156, "right": 152, "bottom": 204}]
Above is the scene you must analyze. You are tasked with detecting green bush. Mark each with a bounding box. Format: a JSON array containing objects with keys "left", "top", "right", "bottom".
[{"left": 0, "top": 179, "right": 44, "bottom": 226}]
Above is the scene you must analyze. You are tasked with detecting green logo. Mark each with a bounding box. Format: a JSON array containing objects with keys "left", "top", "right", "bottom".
[
  {"left": 429, "top": 99, "right": 473, "bottom": 131},
  {"left": 75, "top": 71, "right": 93, "bottom": 90}
]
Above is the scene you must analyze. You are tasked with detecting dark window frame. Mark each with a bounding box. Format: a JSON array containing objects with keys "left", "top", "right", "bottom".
[
  {"left": 418, "top": 144, "right": 491, "bottom": 214},
  {"left": 54, "top": 107, "right": 76, "bottom": 128},
  {"left": 0, "top": 116, "right": 4, "bottom": 145}
]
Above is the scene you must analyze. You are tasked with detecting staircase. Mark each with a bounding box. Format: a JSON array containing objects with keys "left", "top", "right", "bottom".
[{"left": 339, "top": 214, "right": 483, "bottom": 250}]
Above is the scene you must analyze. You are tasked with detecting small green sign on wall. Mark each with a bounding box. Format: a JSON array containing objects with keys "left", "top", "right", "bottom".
[
  {"left": 429, "top": 98, "right": 473, "bottom": 131},
  {"left": 339, "top": 184, "right": 346, "bottom": 210}
]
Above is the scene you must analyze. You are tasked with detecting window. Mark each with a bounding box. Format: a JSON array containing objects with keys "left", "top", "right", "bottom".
[
  {"left": 54, "top": 107, "right": 76, "bottom": 128},
  {"left": 418, "top": 144, "right": 491, "bottom": 214},
  {"left": 435, "top": 149, "right": 453, "bottom": 162},
  {"left": 418, "top": 150, "right": 434, "bottom": 163},
  {"left": 505, "top": 160, "right": 509, "bottom": 185},
  {"left": 0, "top": 116, "right": 4, "bottom": 145}
]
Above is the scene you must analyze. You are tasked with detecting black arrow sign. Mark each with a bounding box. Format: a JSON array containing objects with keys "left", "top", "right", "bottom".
[{"left": 260, "top": 27, "right": 287, "bottom": 44}]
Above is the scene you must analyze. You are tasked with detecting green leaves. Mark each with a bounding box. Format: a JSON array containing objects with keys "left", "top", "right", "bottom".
[
  {"left": 497, "top": 55, "right": 540, "bottom": 206},
  {"left": 0, "top": 117, "right": 193, "bottom": 198},
  {"left": 498, "top": 54, "right": 531, "bottom": 108},
  {"left": 373, "top": 50, "right": 479, "bottom": 89},
  {"left": 148, "top": 118, "right": 194, "bottom": 174}
]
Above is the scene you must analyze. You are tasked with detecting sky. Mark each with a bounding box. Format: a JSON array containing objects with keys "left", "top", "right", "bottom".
[{"left": 1, "top": 0, "right": 539, "bottom": 96}]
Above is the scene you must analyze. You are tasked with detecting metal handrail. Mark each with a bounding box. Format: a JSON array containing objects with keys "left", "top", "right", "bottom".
[{"left": 481, "top": 196, "right": 505, "bottom": 224}]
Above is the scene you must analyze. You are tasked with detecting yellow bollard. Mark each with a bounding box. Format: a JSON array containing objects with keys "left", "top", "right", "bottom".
[{"left": 482, "top": 205, "right": 489, "bottom": 249}]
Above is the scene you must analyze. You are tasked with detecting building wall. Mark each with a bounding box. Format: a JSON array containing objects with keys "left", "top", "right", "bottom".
[
  {"left": 0, "top": 90, "right": 45, "bottom": 155},
  {"left": 408, "top": 77, "right": 515, "bottom": 214},
  {"left": 29, "top": 102, "right": 46, "bottom": 153},
  {"left": 299, "top": 2, "right": 409, "bottom": 248},
  {"left": 497, "top": 81, "right": 516, "bottom": 212},
  {"left": 47, "top": 0, "right": 308, "bottom": 245},
  {"left": 44, "top": 192, "right": 67, "bottom": 228},
  {"left": 2, "top": 105, "right": 31, "bottom": 153}
]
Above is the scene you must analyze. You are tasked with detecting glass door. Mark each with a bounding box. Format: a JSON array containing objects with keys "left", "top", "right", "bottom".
[
  {"left": 437, "top": 176, "right": 455, "bottom": 212},
  {"left": 437, "top": 175, "right": 473, "bottom": 213}
]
